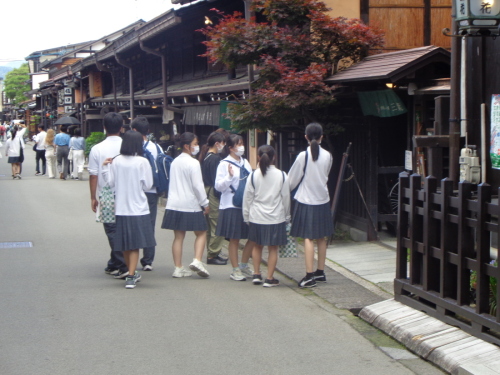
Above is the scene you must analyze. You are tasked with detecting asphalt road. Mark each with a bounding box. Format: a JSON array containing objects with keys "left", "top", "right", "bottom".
[{"left": 0, "top": 144, "right": 415, "bottom": 375}]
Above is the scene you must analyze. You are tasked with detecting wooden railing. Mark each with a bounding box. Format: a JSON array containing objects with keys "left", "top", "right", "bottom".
[{"left": 395, "top": 172, "right": 500, "bottom": 346}]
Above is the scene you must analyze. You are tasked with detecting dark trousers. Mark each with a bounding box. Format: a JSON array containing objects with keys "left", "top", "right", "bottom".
[
  {"left": 35, "top": 149, "right": 46, "bottom": 174},
  {"left": 103, "top": 223, "right": 127, "bottom": 272},
  {"left": 141, "top": 193, "right": 158, "bottom": 266}
]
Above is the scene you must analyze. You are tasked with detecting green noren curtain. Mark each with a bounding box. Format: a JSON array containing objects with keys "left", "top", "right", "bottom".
[
  {"left": 357, "top": 90, "right": 407, "bottom": 118},
  {"left": 219, "top": 101, "right": 239, "bottom": 131}
]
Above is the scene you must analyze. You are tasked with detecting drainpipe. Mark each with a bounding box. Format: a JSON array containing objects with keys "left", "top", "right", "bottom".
[
  {"left": 243, "top": 0, "right": 254, "bottom": 96},
  {"left": 95, "top": 56, "right": 118, "bottom": 113},
  {"left": 114, "top": 51, "right": 135, "bottom": 119},
  {"left": 139, "top": 39, "right": 168, "bottom": 121}
]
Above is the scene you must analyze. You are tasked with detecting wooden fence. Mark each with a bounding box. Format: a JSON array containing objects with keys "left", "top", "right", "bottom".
[{"left": 395, "top": 172, "right": 500, "bottom": 346}]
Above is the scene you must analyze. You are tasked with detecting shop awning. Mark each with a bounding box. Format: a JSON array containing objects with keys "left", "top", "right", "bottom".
[
  {"left": 357, "top": 90, "right": 407, "bottom": 117},
  {"left": 183, "top": 105, "right": 220, "bottom": 126}
]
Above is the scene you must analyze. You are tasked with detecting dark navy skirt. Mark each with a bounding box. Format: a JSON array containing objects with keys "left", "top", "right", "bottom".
[
  {"left": 161, "top": 209, "right": 208, "bottom": 231},
  {"left": 248, "top": 222, "right": 287, "bottom": 246},
  {"left": 216, "top": 208, "right": 248, "bottom": 240},
  {"left": 290, "top": 202, "right": 333, "bottom": 239},
  {"left": 114, "top": 215, "right": 156, "bottom": 252}
]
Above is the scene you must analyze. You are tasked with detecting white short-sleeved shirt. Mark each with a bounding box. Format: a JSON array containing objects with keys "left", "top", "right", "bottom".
[
  {"left": 88, "top": 136, "right": 122, "bottom": 198},
  {"left": 103, "top": 155, "right": 153, "bottom": 216},
  {"left": 288, "top": 147, "right": 332, "bottom": 205},
  {"left": 215, "top": 156, "right": 252, "bottom": 210}
]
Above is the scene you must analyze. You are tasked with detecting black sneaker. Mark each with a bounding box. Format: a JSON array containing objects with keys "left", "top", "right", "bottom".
[
  {"left": 207, "top": 254, "right": 228, "bottom": 265},
  {"left": 314, "top": 271, "right": 326, "bottom": 283},
  {"left": 263, "top": 278, "right": 279, "bottom": 287},
  {"left": 104, "top": 267, "right": 119, "bottom": 276},
  {"left": 252, "top": 274, "right": 263, "bottom": 285},
  {"left": 113, "top": 270, "right": 130, "bottom": 279},
  {"left": 298, "top": 275, "right": 317, "bottom": 288}
]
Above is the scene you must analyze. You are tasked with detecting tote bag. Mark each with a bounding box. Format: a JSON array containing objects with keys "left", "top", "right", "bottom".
[
  {"left": 96, "top": 184, "right": 115, "bottom": 223},
  {"left": 279, "top": 223, "right": 298, "bottom": 258}
]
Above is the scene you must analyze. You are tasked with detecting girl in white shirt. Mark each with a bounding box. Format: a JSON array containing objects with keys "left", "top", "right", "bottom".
[
  {"left": 215, "top": 134, "right": 255, "bottom": 281},
  {"left": 243, "top": 145, "right": 291, "bottom": 287},
  {"left": 103, "top": 130, "right": 156, "bottom": 289},
  {"left": 288, "top": 123, "right": 333, "bottom": 289},
  {"left": 5, "top": 126, "right": 25, "bottom": 179},
  {"left": 161, "top": 132, "right": 210, "bottom": 279}
]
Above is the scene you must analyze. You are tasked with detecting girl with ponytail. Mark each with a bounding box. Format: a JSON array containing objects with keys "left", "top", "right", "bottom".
[
  {"left": 242, "top": 145, "right": 290, "bottom": 287},
  {"left": 288, "top": 123, "right": 333, "bottom": 288}
]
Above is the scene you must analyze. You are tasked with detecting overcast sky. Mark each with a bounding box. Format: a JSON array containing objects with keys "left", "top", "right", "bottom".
[{"left": 1, "top": 0, "right": 184, "bottom": 63}]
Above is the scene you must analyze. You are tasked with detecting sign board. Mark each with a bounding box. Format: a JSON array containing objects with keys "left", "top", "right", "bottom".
[
  {"left": 64, "top": 106, "right": 73, "bottom": 113},
  {"left": 490, "top": 95, "right": 500, "bottom": 169},
  {"left": 405, "top": 150, "right": 413, "bottom": 171},
  {"left": 89, "top": 71, "right": 103, "bottom": 97},
  {"left": 64, "top": 87, "right": 72, "bottom": 95}
]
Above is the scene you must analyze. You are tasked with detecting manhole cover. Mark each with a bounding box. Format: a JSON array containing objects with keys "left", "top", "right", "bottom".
[{"left": 0, "top": 242, "right": 33, "bottom": 248}]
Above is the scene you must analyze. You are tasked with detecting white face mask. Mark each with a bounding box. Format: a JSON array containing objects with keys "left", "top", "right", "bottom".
[
  {"left": 216, "top": 143, "right": 224, "bottom": 153},
  {"left": 235, "top": 146, "right": 245, "bottom": 157},
  {"left": 191, "top": 145, "right": 200, "bottom": 156}
]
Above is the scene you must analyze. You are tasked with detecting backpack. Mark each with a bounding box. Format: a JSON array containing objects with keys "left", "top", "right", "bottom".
[
  {"left": 143, "top": 141, "right": 173, "bottom": 195},
  {"left": 223, "top": 159, "right": 250, "bottom": 207}
]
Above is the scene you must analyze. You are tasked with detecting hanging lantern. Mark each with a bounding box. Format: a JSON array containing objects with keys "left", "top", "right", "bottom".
[{"left": 456, "top": 0, "right": 500, "bottom": 35}]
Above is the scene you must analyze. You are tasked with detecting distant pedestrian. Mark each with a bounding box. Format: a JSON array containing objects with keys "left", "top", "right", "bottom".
[
  {"left": 4, "top": 126, "right": 25, "bottom": 179},
  {"left": 102, "top": 131, "right": 155, "bottom": 289},
  {"left": 0, "top": 123, "right": 5, "bottom": 142},
  {"left": 215, "top": 134, "right": 254, "bottom": 281},
  {"left": 131, "top": 116, "right": 163, "bottom": 271},
  {"left": 243, "top": 145, "right": 291, "bottom": 287},
  {"left": 88, "top": 112, "right": 128, "bottom": 279},
  {"left": 55, "top": 125, "right": 71, "bottom": 180},
  {"left": 33, "top": 125, "right": 47, "bottom": 176},
  {"left": 44, "top": 129, "right": 57, "bottom": 179},
  {"left": 69, "top": 128, "right": 85, "bottom": 180},
  {"left": 161, "top": 132, "right": 210, "bottom": 279},
  {"left": 288, "top": 123, "right": 333, "bottom": 288},
  {"left": 199, "top": 131, "right": 228, "bottom": 265}
]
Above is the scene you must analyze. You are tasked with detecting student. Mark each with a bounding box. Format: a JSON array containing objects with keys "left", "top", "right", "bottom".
[
  {"left": 199, "top": 131, "right": 228, "bottom": 265},
  {"left": 4, "top": 126, "right": 25, "bottom": 179},
  {"left": 161, "top": 132, "right": 210, "bottom": 278},
  {"left": 44, "top": 129, "right": 57, "bottom": 179},
  {"left": 55, "top": 125, "right": 71, "bottom": 180},
  {"left": 69, "top": 128, "right": 86, "bottom": 180},
  {"left": 102, "top": 130, "right": 155, "bottom": 289},
  {"left": 33, "top": 125, "right": 47, "bottom": 176},
  {"left": 243, "top": 145, "right": 291, "bottom": 287},
  {"left": 288, "top": 123, "right": 333, "bottom": 288},
  {"left": 215, "top": 134, "right": 255, "bottom": 281}
]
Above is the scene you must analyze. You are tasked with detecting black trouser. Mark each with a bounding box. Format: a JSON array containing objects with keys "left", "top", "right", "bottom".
[{"left": 35, "top": 149, "right": 46, "bottom": 174}]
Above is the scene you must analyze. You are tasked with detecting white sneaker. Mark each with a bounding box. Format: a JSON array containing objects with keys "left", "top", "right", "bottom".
[
  {"left": 172, "top": 267, "right": 192, "bottom": 278},
  {"left": 142, "top": 265, "right": 153, "bottom": 271},
  {"left": 230, "top": 268, "right": 246, "bottom": 281},
  {"left": 189, "top": 259, "right": 210, "bottom": 278},
  {"left": 239, "top": 265, "right": 253, "bottom": 278}
]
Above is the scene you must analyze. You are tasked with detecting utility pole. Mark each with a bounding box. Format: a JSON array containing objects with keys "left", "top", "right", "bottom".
[{"left": 449, "top": 0, "right": 461, "bottom": 186}]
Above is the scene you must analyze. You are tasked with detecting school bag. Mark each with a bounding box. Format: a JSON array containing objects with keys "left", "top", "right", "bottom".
[
  {"left": 143, "top": 141, "right": 173, "bottom": 195},
  {"left": 223, "top": 159, "right": 250, "bottom": 207}
]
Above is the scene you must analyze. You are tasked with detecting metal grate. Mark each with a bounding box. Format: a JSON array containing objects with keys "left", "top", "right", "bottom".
[{"left": 0, "top": 242, "right": 33, "bottom": 248}]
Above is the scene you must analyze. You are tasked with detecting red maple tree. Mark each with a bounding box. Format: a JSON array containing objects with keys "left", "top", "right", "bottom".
[{"left": 199, "top": 0, "right": 384, "bottom": 131}]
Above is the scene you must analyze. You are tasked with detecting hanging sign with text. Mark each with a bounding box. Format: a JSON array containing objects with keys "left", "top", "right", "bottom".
[{"left": 490, "top": 95, "right": 500, "bottom": 169}]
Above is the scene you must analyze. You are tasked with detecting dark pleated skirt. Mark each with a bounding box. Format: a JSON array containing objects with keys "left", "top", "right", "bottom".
[
  {"left": 215, "top": 208, "right": 248, "bottom": 240},
  {"left": 248, "top": 222, "right": 287, "bottom": 246},
  {"left": 290, "top": 202, "right": 333, "bottom": 239},
  {"left": 114, "top": 215, "right": 156, "bottom": 252},
  {"left": 161, "top": 209, "right": 208, "bottom": 231},
  {"left": 8, "top": 156, "right": 21, "bottom": 163}
]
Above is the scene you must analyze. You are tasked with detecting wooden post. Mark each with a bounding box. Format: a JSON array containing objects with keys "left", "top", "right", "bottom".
[
  {"left": 423, "top": 175, "right": 438, "bottom": 291},
  {"left": 409, "top": 173, "right": 422, "bottom": 285},
  {"left": 457, "top": 181, "right": 473, "bottom": 305},
  {"left": 476, "top": 183, "right": 492, "bottom": 314},
  {"left": 396, "top": 172, "right": 410, "bottom": 280},
  {"left": 440, "top": 178, "right": 455, "bottom": 299}
]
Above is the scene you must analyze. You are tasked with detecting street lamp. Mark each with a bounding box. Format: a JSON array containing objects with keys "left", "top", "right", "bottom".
[{"left": 455, "top": 0, "right": 500, "bottom": 35}]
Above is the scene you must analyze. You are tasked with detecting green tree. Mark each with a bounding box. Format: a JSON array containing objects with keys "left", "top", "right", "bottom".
[{"left": 4, "top": 63, "right": 30, "bottom": 106}]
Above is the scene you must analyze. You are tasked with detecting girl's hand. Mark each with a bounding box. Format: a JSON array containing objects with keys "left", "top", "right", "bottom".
[
  {"left": 228, "top": 163, "right": 234, "bottom": 177},
  {"left": 203, "top": 206, "right": 210, "bottom": 215},
  {"left": 103, "top": 157, "right": 113, "bottom": 166}
]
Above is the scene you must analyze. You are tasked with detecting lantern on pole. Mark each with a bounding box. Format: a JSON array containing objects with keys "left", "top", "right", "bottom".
[{"left": 455, "top": 0, "right": 500, "bottom": 35}]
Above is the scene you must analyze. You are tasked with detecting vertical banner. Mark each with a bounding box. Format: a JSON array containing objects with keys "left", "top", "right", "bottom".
[
  {"left": 490, "top": 95, "right": 500, "bottom": 169},
  {"left": 89, "top": 71, "right": 103, "bottom": 97}
]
